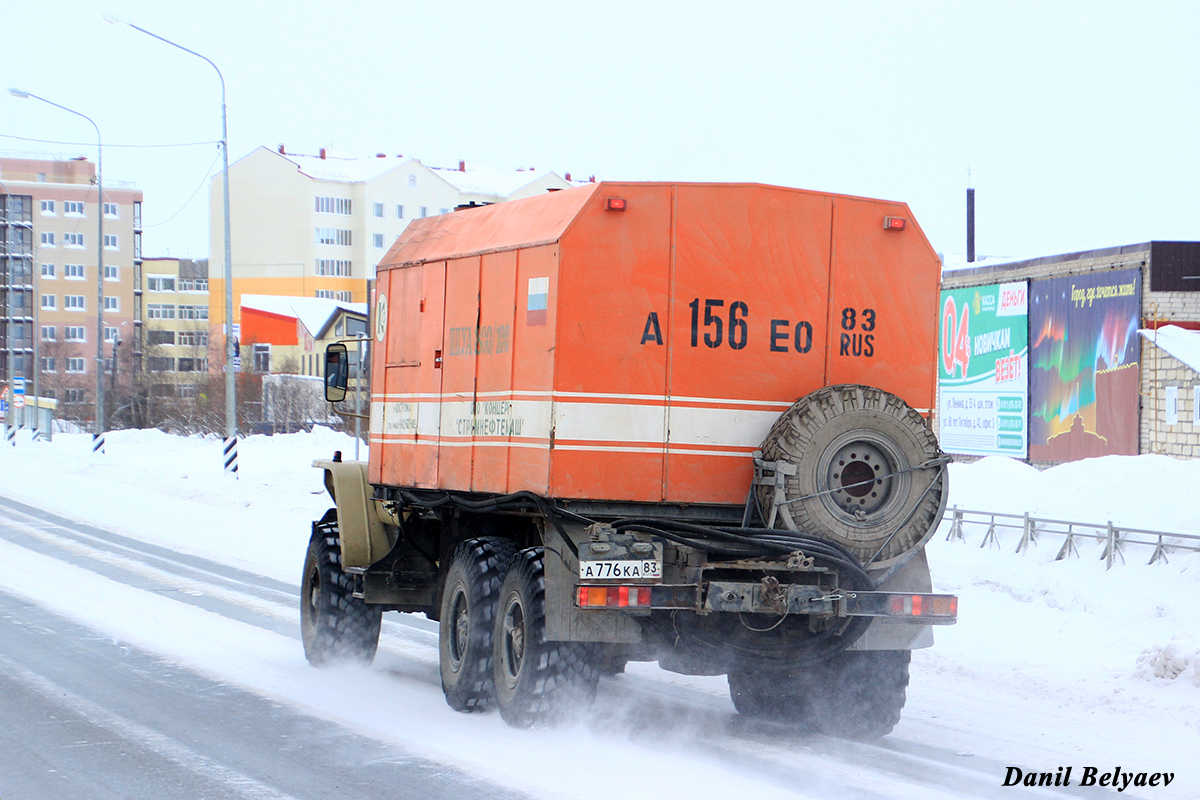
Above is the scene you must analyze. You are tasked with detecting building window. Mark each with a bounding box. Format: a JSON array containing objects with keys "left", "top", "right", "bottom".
[
  {"left": 103, "top": 296, "right": 119, "bottom": 311},
  {"left": 253, "top": 344, "right": 270, "bottom": 373},
  {"left": 337, "top": 291, "right": 352, "bottom": 302},
  {"left": 40, "top": 200, "right": 55, "bottom": 215},
  {"left": 104, "top": 264, "right": 118, "bottom": 280},
  {"left": 315, "top": 290, "right": 334, "bottom": 299},
  {"left": 148, "top": 357, "right": 175, "bottom": 372},
  {"left": 104, "top": 234, "right": 119, "bottom": 249},
  {"left": 373, "top": 202, "right": 384, "bottom": 217},
  {"left": 419, "top": 206, "right": 428, "bottom": 218},
  {"left": 41, "top": 294, "right": 56, "bottom": 310},
  {"left": 178, "top": 357, "right": 207, "bottom": 372},
  {"left": 40, "top": 357, "right": 56, "bottom": 373},
  {"left": 315, "top": 196, "right": 352, "bottom": 215},
  {"left": 178, "top": 304, "right": 207, "bottom": 320},
  {"left": 65, "top": 295, "right": 86, "bottom": 311},
  {"left": 41, "top": 232, "right": 55, "bottom": 246},
  {"left": 396, "top": 204, "right": 404, "bottom": 219},
  {"left": 63, "top": 232, "right": 84, "bottom": 248},
  {"left": 177, "top": 331, "right": 208, "bottom": 347},
  {"left": 178, "top": 278, "right": 208, "bottom": 292},
  {"left": 66, "top": 357, "right": 86, "bottom": 374},
  {"left": 373, "top": 233, "right": 384, "bottom": 248},
  {"left": 148, "top": 330, "right": 175, "bottom": 346},
  {"left": 407, "top": 174, "right": 416, "bottom": 188},
  {"left": 147, "top": 303, "right": 176, "bottom": 319},
  {"left": 41, "top": 263, "right": 56, "bottom": 279},
  {"left": 64, "top": 201, "right": 85, "bottom": 216},
  {"left": 178, "top": 384, "right": 196, "bottom": 399},
  {"left": 65, "top": 263, "right": 85, "bottom": 279},
  {"left": 440, "top": 208, "right": 450, "bottom": 215},
  {"left": 146, "top": 276, "right": 175, "bottom": 292},
  {"left": 65, "top": 326, "right": 85, "bottom": 341},
  {"left": 41, "top": 326, "right": 56, "bottom": 342},
  {"left": 104, "top": 326, "right": 118, "bottom": 343},
  {"left": 103, "top": 202, "right": 118, "bottom": 217},
  {"left": 65, "top": 388, "right": 85, "bottom": 403},
  {"left": 315, "top": 259, "right": 351, "bottom": 277}
]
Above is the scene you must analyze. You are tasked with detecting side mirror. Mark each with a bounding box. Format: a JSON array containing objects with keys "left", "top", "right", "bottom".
[{"left": 324, "top": 343, "right": 349, "bottom": 402}]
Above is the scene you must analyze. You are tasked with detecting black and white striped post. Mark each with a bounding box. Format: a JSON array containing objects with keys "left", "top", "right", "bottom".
[
  {"left": 4, "top": 423, "right": 15, "bottom": 447},
  {"left": 223, "top": 436, "right": 238, "bottom": 475},
  {"left": 92, "top": 431, "right": 105, "bottom": 455}
]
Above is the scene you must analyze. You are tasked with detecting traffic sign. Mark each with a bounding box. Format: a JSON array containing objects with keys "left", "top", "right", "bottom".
[
  {"left": 13, "top": 377, "right": 25, "bottom": 396},
  {"left": 12, "top": 395, "right": 24, "bottom": 409}
]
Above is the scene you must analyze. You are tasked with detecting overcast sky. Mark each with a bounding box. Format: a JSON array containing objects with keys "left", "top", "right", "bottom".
[{"left": 4, "top": 1, "right": 1199, "bottom": 265}]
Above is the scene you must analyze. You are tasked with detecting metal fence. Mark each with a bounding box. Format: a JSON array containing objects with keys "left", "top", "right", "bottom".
[{"left": 940, "top": 506, "right": 1200, "bottom": 569}]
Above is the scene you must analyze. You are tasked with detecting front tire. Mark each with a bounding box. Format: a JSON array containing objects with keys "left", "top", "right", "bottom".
[
  {"left": 438, "top": 537, "right": 520, "bottom": 712},
  {"left": 301, "top": 520, "right": 382, "bottom": 666},
  {"left": 494, "top": 548, "right": 600, "bottom": 728}
]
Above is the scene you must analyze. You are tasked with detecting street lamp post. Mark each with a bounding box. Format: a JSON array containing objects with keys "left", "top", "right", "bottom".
[
  {"left": 9, "top": 88, "right": 106, "bottom": 454},
  {"left": 105, "top": 18, "right": 237, "bottom": 475}
]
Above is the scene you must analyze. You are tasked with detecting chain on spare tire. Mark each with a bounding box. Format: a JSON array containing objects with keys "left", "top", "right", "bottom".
[{"left": 755, "top": 384, "right": 949, "bottom": 570}]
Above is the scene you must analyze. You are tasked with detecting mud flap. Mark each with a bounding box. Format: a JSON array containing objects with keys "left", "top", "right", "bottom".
[
  {"left": 848, "top": 548, "right": 936, "bottom": 651},
  {"left": 543, "top": 524, "right": 642, "bottom": 644},
  {"left": 313, "top": 458, "right": 391, "bottom": 570}
]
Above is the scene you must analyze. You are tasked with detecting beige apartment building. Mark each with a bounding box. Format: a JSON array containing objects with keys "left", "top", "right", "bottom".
[
  {"left": 206, "top": 146, "right": 584, "bottom": 333},
  {"left": 1, "top": 156, "right": 142, "bottom": 423},
  {"left": 140, "top": 256, "right": 211, "bottom": 401}
]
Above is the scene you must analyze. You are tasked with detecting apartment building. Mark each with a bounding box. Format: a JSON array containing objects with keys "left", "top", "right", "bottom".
[
  {"left": 1, "top": 156, "right": 142, "bottom": 421},
  {"left": 206, "top": 146, "right": 585, "bottom": 333},
  {"left": 141, "top": 256, "right": 211, "bottom": 400}
]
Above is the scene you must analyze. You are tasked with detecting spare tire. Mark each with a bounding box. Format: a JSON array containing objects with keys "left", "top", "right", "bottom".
[{"left": 756, "top": 384, "right": 947, "bottom": 570}]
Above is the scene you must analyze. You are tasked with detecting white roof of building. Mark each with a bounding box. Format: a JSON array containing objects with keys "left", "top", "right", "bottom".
[
  {"left": 1139, "top": 324, "right": 1200, "bottom": 373},
  {"left": 274, "top": 150, "right": 415, "bottom": 183},
  {"left": 271, "top": 148, "right": 584, "bottom": 195},
  {"left": 240, "top": 294, "right": 366, "bottom": 339}
]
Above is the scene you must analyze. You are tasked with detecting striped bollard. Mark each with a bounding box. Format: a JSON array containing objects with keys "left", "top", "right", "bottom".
[
  {"left": 4, "top": 424, "right": 15, "bottom": 447},
  {"left": 223, "top": 436, "right": 239, "bottom": 476},
  {"left": 92, "top": 432, "right": 106, "bottom": 455},
  {"left": 31, "top": 428, "right": 41, "bottom": 443}
]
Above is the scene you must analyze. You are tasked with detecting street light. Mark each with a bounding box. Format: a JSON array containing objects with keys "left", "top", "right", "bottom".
[
  {"left": 104, "top": 17, "right": 238, "bottom": 475},
  {"left": 9, "top": 88, "right": 107, "bottom": 454}
]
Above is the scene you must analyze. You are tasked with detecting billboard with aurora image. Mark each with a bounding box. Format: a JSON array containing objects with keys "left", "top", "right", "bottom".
[{"left": 1029, "top": 268, "right": 1142, "bottom": 462}]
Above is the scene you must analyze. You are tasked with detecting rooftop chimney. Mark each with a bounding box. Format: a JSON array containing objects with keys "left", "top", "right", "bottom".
[
  {"left": 319, "top": 148, "right": 327, "bottom": 160},
  {"left": 376, "top": 153, "right": 386, "bottom": 158},
  {"left": 278, "top": 144, "right": 286, "bottom": 154},
  {"left": 459, "top": 160, "right": 466, "bottom": 172},
  {"left": 565, "top": 172, "right": 571, "bottom": 181}
]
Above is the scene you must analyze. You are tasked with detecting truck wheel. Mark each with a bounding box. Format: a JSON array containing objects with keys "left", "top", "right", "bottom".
[
  {"left": 810, "top": 650, "right": 910, "bottom": 740},
  {"left": 757, "top": 384, "right": 948, "bottom": 569},
  {"left": 439, "top": 537, "right": 520, "bottom": 712},
  {"left": 301, "top": 523, "right": 382, "bottom": 666},
  {"left": 493, "top": 548, "right": 600, "bottom": 728},
  {"left": 727, "top": 667, "right": 815, "bottom": 724}
]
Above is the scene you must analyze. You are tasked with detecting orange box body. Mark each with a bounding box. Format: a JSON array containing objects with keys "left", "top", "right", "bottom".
[{"left": 368, "top": 182, "right": 940, "bottom": 506}]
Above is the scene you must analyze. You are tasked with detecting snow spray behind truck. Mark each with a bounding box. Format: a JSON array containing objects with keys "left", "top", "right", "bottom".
[{"left": 306, "top": 182, "right": 957, "bottom": 737}]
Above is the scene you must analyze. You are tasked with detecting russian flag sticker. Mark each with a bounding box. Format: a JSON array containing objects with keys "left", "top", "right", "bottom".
[{"left": 527, "top": 277, "right": 549, "bottom": 326}]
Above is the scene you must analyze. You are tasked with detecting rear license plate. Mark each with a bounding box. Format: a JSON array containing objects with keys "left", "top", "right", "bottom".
[{"left": 578, "top": 559, "right": 662, "bottom": 582}]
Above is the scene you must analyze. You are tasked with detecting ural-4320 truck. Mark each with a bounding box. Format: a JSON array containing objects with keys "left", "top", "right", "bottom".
[{"left": 306, "top": 181, "right": 957, "bottom": 738}]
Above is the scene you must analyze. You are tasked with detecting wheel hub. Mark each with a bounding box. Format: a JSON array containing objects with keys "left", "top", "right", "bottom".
[
  {"left": 502, "top": 599, "right": 526, "bottom": 681},
  {"left": 826, "top": 439, "right": 894, "bottom": 517},
  {"left": 448, "top": 589, "right": 469, "bottom": 668}
]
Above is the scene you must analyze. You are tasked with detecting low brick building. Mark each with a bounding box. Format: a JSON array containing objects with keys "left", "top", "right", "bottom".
[{"left": 942, "top": 242, "right": 1200, "bottom": 465}]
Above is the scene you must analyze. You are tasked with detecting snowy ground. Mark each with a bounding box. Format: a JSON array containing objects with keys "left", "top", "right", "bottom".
[{"left": 0, "top": 428, "right": 1197, "bottom": 798}]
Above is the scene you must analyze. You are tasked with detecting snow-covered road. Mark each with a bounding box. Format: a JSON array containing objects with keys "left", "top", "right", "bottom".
[{"left": 0, "top": 429, "right": 1196, "bottom": 799}]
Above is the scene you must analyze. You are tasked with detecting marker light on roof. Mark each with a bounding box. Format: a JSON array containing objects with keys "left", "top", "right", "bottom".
[
  {"left": 884, "top": 216, "right": 906, "bottom": 230},
  {"left": 605, "top": 197, "right": 627, "bottom": 211}
]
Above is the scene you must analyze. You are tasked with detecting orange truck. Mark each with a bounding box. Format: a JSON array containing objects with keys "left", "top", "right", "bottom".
[{"left": 305, "top": 181, "right": 957, "bottom": 737}]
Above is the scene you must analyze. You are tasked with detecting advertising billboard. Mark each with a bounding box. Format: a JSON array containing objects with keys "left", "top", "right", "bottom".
[
  {"left": 1028, "top": 268, "right": 1142, "bottom": 462},
  {"left": 938, "top": 282, "right": 1029, "bottom": 457}
]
